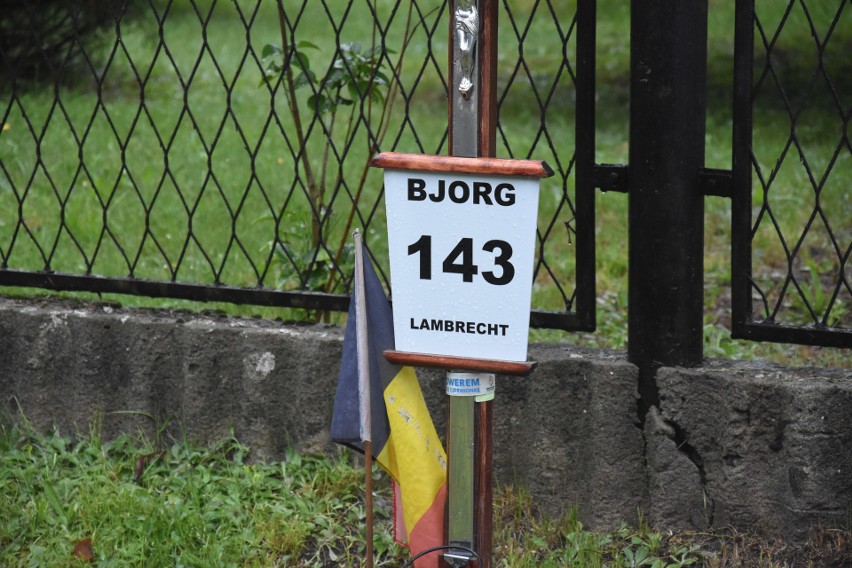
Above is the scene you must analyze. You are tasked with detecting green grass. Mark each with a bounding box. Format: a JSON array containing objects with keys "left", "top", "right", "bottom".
[
  {"left": 0, "top": 419, "right": 408, "bottom": 567},
  {"left": 2, "top": 421, "right": 849, "bottom": 567},
  {"left": 0, "top": 0, "right": 849, "bottom": 365},
  {"left": 493, "top": 487, "right": 704, "bottom": 568}
]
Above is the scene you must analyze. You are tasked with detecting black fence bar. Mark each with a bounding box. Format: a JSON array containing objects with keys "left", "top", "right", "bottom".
[
  {"left": 734, "top": 321, "right": 851, "bottom": 349},
  {"left": 731, "top": 0, "right": 756, "bottom": 343},
  {"left": 627, "top": 0, "right": 708, "bottom": 369},
  {"left": 0, "top": 269, "right": 350, "bottom": 312},
  {"left": 573, "top": 0, "right": 597, "bottom": 331}
]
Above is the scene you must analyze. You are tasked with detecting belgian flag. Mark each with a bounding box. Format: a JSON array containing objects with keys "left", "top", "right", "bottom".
[{"left": 331, "top": 242, "right": 447, "bottom": 567}]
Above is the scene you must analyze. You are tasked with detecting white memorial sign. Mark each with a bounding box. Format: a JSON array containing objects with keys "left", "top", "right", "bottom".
[{"left": 380, "top": 155, "right": 546, "bottom": 362}]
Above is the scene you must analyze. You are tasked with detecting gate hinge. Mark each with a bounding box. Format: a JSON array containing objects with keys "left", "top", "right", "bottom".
[
  {"left": 699, "top": 168, "right": 733, "bottom": 198},
  {"left": 594, "top": 165, "right": 733, "bottom": 198},
  {"left": 594, "top": 164, "right": 629, "bottom": 192}
]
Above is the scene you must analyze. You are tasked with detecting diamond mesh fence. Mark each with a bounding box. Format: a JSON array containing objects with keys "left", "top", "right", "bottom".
[
  {"left": 2, "top": 0, "right": 847, "bottom": 346},
  {"left": 746, "top": 0, "right": 851, "bottom": 335},
  {"left": 0, "top": 0, "right": 583, "bottom": 325}
]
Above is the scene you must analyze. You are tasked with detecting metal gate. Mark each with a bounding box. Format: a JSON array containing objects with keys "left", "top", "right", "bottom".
[{"left": 731, "top": 0, "right": 851, "bottom": 347}]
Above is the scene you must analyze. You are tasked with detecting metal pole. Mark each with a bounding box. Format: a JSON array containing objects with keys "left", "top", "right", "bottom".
[
  {"left": 446, "top": 1, "right": 497, "bottom": 567},
  {"left": 628, "top": 0, "right": 707, "bottom": 412},
  {"left": 446, "top": 393, "right": 475, "bottom": 562},
  {"left": 450, "top": 0, "right": 481, "bottom": 157},
  {"left": 352, "top": 230, "right": 374, "bottom": 568}
]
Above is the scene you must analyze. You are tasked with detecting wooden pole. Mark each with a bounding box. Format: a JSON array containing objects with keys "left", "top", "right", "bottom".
[
  {"left": 475, "top": 2, "right": 497, "bottom": 566},
  {"left": 364, "top": 441, "right": 374, "bottom": 568}
]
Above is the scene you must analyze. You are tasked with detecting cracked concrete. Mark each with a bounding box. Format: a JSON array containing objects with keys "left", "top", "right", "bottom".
[
  {"left": 656, "top": 364, "right": 852, "bottom": 538},
  {"left": 1, "top": 297, "right": 849, "bottom": 539},
  {"left": 644, "top": 406, "right": 709, "bottom": 530}
]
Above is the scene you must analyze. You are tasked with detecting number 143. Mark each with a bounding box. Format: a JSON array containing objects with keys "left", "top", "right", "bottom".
[{"left": 407, "top": 235, "right": 515, "bottom": 285}]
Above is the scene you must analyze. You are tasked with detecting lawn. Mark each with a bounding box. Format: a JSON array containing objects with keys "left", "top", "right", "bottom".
[{"left": 2, "top": 421, "right": 849, "bottom": 567}]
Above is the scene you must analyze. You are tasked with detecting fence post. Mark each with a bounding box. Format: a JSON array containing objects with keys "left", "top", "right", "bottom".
[{"left": 628, "top": 1, "right": 707, "bottom": 403}]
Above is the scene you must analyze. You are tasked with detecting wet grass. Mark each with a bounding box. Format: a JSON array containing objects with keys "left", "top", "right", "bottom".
[
  {"left": 3, "top": 422, "right": 849, "bottom": 567},
  {"left": 0, "top": 418, "right": 407, "bottom": 567}
]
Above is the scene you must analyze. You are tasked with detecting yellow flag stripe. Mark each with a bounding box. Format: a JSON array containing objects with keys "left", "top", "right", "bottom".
[{"left": 376, "top": 366, "right": 447, "bottom": 538}]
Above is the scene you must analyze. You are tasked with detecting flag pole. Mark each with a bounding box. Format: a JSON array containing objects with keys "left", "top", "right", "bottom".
[{"left": 352, "top": 229, "right": 374, "bottom": 568}]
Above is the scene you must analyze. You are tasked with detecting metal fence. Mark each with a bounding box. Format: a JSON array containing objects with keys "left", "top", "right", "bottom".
[
  {"left": 732, "top": 0, "right": 851, "bottom": 347},
  {"left": 0, "top": 0, "right": 849, "bottom": 348},
  {"left": 0, "top": 0, "right": 586, "bottom": 328}
]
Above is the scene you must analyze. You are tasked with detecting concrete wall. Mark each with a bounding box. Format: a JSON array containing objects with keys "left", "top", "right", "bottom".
[{"left": 1, "top": 298, "right": 849, "bottom": 539}]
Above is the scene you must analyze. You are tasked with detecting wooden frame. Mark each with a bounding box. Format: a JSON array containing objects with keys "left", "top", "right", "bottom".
[
  {"left": 383, "top": 350, "right": 537, "bottom": 376},
  {"left": 370, "top": 152, "right": 553, "bottom": 179}
]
